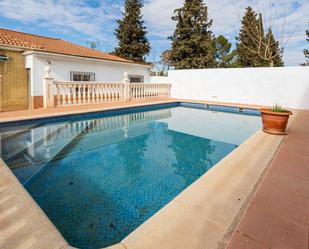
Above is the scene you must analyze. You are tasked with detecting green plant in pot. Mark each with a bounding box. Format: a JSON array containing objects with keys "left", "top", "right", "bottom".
[{"left": 260, "top": 104, "right": 292, "bottom": 135}]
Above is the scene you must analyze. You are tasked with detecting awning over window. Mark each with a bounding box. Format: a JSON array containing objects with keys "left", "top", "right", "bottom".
[{"left": 0, "top": 55, "right": 9, "bottom": 62}]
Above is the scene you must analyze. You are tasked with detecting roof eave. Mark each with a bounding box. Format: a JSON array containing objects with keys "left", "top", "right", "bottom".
[
  {"left": 23, "top": 50, "right": 153, "bottom": 68},
  {"left": 0, "top": 44, "right": 32, "bottom": 52}
]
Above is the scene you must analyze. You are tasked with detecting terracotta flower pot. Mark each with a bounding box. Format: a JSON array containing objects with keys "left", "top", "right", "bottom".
[{"left": 260, "top": 109, "right": 292, "bottom": 135}]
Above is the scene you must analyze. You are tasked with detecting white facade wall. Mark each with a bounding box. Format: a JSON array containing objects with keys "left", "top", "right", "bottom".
[
  {"left": 25, "top": 53, "right": 152, "bottom": 96},
  {"left": 166, "top": 67, "right": 309, "bottom": 109},
  {"left": 149, "top": 76, "right": 169, "bottom": 84}
]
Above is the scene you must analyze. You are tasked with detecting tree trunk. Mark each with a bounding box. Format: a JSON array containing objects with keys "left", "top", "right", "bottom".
[{"left": 269, "top": 60, "right": 274, "bottom": 67}]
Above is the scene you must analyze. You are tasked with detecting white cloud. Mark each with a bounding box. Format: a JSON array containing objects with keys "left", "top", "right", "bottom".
[
  {"left": 143, "top": 0, "right": 181, "bottom": 38},
  {"left": 0, "top": 0, "right": 121, "bottom": 42}
]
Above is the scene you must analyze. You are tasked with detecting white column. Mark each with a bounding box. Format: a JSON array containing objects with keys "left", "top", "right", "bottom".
[
  {"left": 122, "top": 72, "right": 130, "bottom": 101},
  {"left": 43, "top": 65, "right": 54, "bottom": 108}
]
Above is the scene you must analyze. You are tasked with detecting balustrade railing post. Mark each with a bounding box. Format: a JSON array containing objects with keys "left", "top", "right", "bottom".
[
  {"left": 68, "top": 84, "right": 72, "bottom": 105},
  {"left": 56, "top": 84, "right": 61, "bottom": 106},
  {"left": 43, "top": 65, "right": 55, "bottom": 108},
  {"left": 87, "top": 84, "right": 91, "bottom": 104},
  {"left": 142, "top": 85, "right": 145, "bottom": 99},
  {"left": 77, "top": 85, "right": 81, "bottom": 104},
  {"left": 73, "top": 84, "right": 77, "bottom": 104},
  {"left": 122, "top": 72, "right": 130, "bottom": 101},
  {"left": 82, "top": 84, "right": 86, "bottom": 104},
  {"left": 62, "top": 84, "right": 66, "bottom": 105},
  {"left": 92, "top": 85, "right": 95, "bottom": 103},
  {"left": 99, "top": 85, "right": 103, "bottom": 102}
]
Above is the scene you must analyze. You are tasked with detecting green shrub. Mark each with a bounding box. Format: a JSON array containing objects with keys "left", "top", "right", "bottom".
[{"left": 272, "top": 104, "right": 289, "bottom": 113}]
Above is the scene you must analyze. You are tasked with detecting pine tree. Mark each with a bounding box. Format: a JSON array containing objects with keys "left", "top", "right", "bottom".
[
  {"left": 114, "top": 0, "right": 150, "bottom": 62},
  {"left": 236, "top": 7, "right": 266, "bottom": 67},
  {"left": 169, "top": 0, "right": 216, "bottom": 69},
  {"left": 265, "top": 29, "right": 284, "bottom": 67},
  {"left": 214, "top": 35, "right": 237, "bottom": 68},
  {"left": 302, "top": 29, "right": 309, "bottom": 66}
]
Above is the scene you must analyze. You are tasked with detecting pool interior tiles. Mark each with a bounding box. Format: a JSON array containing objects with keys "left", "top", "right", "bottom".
[{"left": 0, "top": 104, "right": 262, "bottom": 249}]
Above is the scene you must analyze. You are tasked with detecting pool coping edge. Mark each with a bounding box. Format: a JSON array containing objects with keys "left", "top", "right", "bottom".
[
  {"left": 0, "top": 99, "right": 265, "bottom": 125},
  {"left": 0, "top": 100, "right": 293, "bottom": 249}
]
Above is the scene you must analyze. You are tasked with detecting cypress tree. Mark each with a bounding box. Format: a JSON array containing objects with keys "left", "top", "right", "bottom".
[
  {"left": 236, "top": 8, "right": 285, "bottom": 67},
  {"left": 236, "top": 7, "right": 267, "bottom": 67},
  {"left": 114, "top": 0, "right": 150, "bottom": 62},
  {"left": 257, "top": 13, "right": 269, "bottom": 67},
  {"left": 302, "top": 30, "right": 309, "bottom": 66},
  {"left": 265, "top": 29, "right": 284, "bottom": 67},
  {"left": 169, "top": 0, "right": 216, "bottom": 69}
]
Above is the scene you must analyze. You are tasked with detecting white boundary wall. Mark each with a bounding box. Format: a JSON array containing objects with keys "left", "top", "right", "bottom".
[{"left": 152, "top": 67, "right": 309, "bottom": 109}]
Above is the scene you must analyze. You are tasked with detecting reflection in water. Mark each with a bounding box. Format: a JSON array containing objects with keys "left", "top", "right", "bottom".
[
  {"left": 117, "top": 131, "right": 150, "bottom": 177},
  {"left": 0, "top": 109, "right": 172, "bottom": 184},
  {"left": 168, "top": 130, "right": 216, "bottom": 186},
  {"left": 0, "top": 106, "right": 259, "bottom": 249}
]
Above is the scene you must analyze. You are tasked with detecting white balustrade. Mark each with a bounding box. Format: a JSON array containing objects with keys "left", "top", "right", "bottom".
[
  {"left": 55, "top": 82, "right": 125, "bottom": 106},
  {"left": 54, "top": 82, "right": 171, "bottom": 106},
  {"left": 129, "top": 83, "right": 171, "bottom": 101}
]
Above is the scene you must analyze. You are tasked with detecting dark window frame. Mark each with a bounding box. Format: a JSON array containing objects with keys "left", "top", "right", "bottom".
[
  {"left": 129, "top": 75, "right": 144, "bottom": 83},
  {"left": 70, "top": 71, "right": 95, "bottom": 82}
]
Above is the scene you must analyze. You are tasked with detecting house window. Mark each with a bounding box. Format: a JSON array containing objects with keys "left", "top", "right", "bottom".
[
  {"left": 129, "top": 75, "right": 144, "bottom": 83},
  {"left": 70, "top": 71, "right": 95, "bottom": 81}
]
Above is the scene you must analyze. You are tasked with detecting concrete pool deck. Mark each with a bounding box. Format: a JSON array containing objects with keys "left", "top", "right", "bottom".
[
  {"left": 0, "top": 100, "right": 307, "bottom": 249},
  {"left": 227, "top": 110, "right": 309, "bottom": 249},
  {"left": 0, "top": 158, "right": 69, "bottom": 249}
]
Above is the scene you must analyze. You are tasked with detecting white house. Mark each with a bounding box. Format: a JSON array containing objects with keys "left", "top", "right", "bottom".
[{"left": 0, "top": 28, "right": 152, "bottom": 110}]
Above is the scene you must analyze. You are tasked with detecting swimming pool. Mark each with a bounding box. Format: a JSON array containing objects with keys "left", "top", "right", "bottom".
[{"left": 0, "top": 103, "right": 261, "bottom": 249}]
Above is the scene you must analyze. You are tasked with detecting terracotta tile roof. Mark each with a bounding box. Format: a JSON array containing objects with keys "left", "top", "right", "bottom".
[{"left": 0, "top": 28, "right": 137, "bottom": 64}]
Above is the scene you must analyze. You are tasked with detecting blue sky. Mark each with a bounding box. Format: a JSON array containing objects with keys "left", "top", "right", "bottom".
[{"left": 0, "top": 0, "right": 308, "bottom": 66}]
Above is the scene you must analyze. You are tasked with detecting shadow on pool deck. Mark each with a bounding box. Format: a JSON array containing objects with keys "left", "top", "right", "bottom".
[{"left": 227, "top": 110, "right": 309, "bottom": 249}]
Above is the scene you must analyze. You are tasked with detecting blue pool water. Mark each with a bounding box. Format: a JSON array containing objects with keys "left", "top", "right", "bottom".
[{"left": 0, "top": 104, "right": 261, "bottom": 249}]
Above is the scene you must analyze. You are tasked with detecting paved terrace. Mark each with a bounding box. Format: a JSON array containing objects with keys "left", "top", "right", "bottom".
[
  {"left": 227, "top": 110, "right": 309, "bottom": 249},
  {"left": 0, "top": 99, "right": 308, "bottom": 249}
]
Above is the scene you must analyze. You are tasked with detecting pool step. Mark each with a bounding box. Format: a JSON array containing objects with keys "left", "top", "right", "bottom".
[
  {"left": 22, "top": 122, "right": 101, "bottom": 185},
  {"left": 9, "top": 121, "right": 98, "bottom": 185},
  {"left": 52, "top": 121, "right": 96, "bottom": 160},
  {"left": 0, "top": 123, "right": 42, "bottom": 149},
  {"left": 4, "top": 120, "right": 159, "bottom": 184},
  {"left": 0, "top": 130, "right": 31, "bottom": 159},
  {"left": 5, "top": 122, "right": 85, "bottom": 184},
  {"left": 7, "top": 153, "right": 37, "bottom": 169},
  {"left": 2, "top": 123, "right": 69, "bottom": 161}
]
